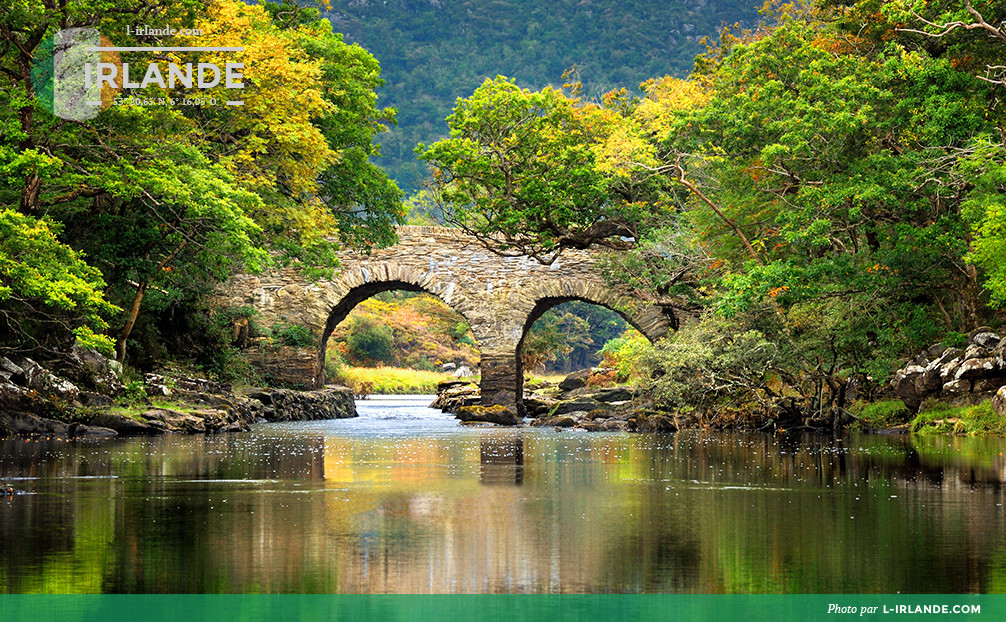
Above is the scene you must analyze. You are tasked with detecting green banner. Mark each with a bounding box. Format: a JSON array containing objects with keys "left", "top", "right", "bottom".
[{"left": 0, "top": 595, "right": 1000, "bottom": 622}]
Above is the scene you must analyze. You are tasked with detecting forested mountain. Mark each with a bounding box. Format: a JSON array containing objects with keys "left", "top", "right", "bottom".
[{"left": 323, "top": 0, "right": 761, "bottom": 193}]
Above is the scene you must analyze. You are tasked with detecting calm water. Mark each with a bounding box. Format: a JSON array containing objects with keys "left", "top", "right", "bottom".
[{"left": 2, "top": 395, "right": 1006, "bottom": 594}]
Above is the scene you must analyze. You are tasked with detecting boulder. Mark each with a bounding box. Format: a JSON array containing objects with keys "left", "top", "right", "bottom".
[
  {"left": 633, "top": 413, "right": 678, "bottom": 433},
  {"left": 954, "top": 357, "right": 1002, "bottom": 381},
  {"left": 942, "top": 379, "right": 971, "bottom": 395},
  {"left": 973, "top": 332, "right": 1001, "bottom": 349},
  {"left": 430, "top": 381, "right": 479, "bottom": 412},
  {"left": 962, "top": 344, "right": 989, "bottom": 361},
  {"left": 452, "top": 365, "right": 475, "bottom": 378},
  {"left": 916, "top": 368, "right": 944, "bottom": 394},
  {"left": 244, "top": 387, "right": 357, "bottom": 421},
  {"left": 975, "top": 377, "right": 1006, "bottom": 394},
  {"left": 588, "top": 386, "right": 634, "bottom": 403},
  {"left": 968, "top": 326, "right": 994, "bottom": 342},
  {"left": 551, "top": 399, "right": 606, "bottom": 416},
  {"left": 559, "top": 369, "right": 593, "bottom": 391},
  {"left": 892, "top": 365, "right": 925, "bottom": 410},
  {"left": 928, "top": 348, "right": 963, "bottom": 370},
  {"left": 20, "top": 358, "right": 80, "bottom": 402},
  {"left": 523, "top": 396, "right": 558, "bottom": 418},
  {"left": 993, "top": 386, "right": 1006, "bottom": 417},
  {"left": 87, "top": 412, "right": 164, "bottom": 435},
  {"left": 455, "top": 404, "right": 522, "bottom": 426},
  {"left": 939, "top": 357, "right": 963, "bottom": 383},
  {"left": 531, "top": 415, "right": 576, "bottom": 428}
]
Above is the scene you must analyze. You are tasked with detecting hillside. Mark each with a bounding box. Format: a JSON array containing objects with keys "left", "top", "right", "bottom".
[{"left": 323, "top": 0, "right": 761, "bottom": 193}]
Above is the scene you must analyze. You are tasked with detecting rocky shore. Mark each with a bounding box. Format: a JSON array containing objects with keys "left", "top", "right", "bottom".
[
  {"left": 432, "top": 369, "right": 678, "bottom": 432},
  {"left": 891, "top": 327, "right": 1006, "bottom": 417},
  {"left": 0, "top": 346, "right": 356, "bottom": 439}
]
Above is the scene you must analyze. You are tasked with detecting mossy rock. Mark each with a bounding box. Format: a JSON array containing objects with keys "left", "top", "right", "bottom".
[{"left": 455, "top": 404, "right": 522, "bottom": 426}]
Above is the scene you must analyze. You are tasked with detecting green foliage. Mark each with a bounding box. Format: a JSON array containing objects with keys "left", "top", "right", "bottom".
[
  {"left": 418, "top": 76, "right": 659, "bottom": 260},
  {"left": 851, "top": 399, "right": 911, "bottom": 428},
  {"left": 599, "top": 329, "right": 652, "bottom": 382},
  {"left": 345, "top": 316, "right": 395, "bottom": 365},
  {"left": 910, "top": 401, "right": 1006, "bottom": 436},
  {"left": 0, "top": 209, "right": 117, "bottom": 354},
  {"left": 0, "top": 0, "right": 404, "bottom": 366},
  {"left": 641, "top": 314, "right": 780, "bottom": 412},
  {"left": 521, "top": 307, "right": 594, "bottom": 372},
  {"left": 271, "top": 323, "right": 315, "bottom": 348},
  {"left": 324, "top": 0, "right": 761, "bottom": 194}
]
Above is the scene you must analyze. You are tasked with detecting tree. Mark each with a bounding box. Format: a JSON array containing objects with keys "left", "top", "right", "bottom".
[
  {"left": 0, "top": 0, "right": 405, "bottom": 364},
  {"left": 417, "top": 76, "right": 662, "bottom": 263},
  {"left": 0, "top": 209, "right": 117, "bottom": 354}
]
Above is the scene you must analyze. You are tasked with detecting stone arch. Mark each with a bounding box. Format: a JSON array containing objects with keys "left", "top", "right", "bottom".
[
  {"left": 505, "top": 279, "right": 676, "bottom": 413},
  {"left": 313, "top": 263, "right": 478, "bottom": 388},
  {"left": 517, "top": 278, "right": 674, "bottom": 344}
]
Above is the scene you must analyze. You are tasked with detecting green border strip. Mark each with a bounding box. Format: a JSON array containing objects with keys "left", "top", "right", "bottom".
[{"left": 0, "top": 595, "right": 1000, "bottom": 622}]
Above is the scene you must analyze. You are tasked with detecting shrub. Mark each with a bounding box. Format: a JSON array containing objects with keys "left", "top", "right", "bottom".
[
  {"left": 345, "top": 316, "right": 394, "bottom": 365},
  {"left": 599, "top": 329, "right": 651, "bottom": 382},
  {"left": 272, "top": 323, "right": 315, "bottom": 347},
  {"left": 641, "top": 314, "right": 779, "bottom": 412}
]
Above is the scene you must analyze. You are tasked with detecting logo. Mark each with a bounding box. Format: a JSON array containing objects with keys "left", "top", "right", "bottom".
[{"left": 32, "top": 27, "right": 244, "bottom": 121}]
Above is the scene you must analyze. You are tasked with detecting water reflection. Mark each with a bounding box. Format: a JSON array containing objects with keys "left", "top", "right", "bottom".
[
  {"left": 480, "top": 435, "right": 524, "bottom": 485},
  {"left": 2, "top": 407, "right": 1006, "bottom": 593}
]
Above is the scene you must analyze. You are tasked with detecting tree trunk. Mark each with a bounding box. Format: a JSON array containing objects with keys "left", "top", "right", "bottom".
[{"left": 115, "top": 281, "right": 147, "bottom": 364}]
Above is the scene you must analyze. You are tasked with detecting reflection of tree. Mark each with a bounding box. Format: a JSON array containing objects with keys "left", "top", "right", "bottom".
[{"left": 2, "top": 431, "right": 1006, "bottom": 593}]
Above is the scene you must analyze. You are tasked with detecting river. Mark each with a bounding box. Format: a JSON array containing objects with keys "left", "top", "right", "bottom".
[{"left": 2, "top": 395, "right": 1005, "bottom": 593}]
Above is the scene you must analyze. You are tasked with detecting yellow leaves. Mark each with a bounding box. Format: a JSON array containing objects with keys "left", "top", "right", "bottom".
[
  {"left": 180, "top": 0, "right": 334, "bottom": 196},
  {"left": 768, "top": 286, "right": 789, "bottom": 298},
  {"left": 634, "top": 76, "right": 709, "bottom": 141}
]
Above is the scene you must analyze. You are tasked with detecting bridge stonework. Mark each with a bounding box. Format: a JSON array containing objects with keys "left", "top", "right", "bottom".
[{"left": 221, "top": 226, "right": 675, "bottom": 412}]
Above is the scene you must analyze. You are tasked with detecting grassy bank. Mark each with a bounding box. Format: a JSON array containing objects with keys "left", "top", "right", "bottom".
[
  {"left": 910, "top": 401, "right": 1006, "bottom": 436},
  {"left": 852, "top": 398, "right": 1006, "bottom": 436},
  {"left": 337, "top": 367, "right": 462, "bottom": 395}
]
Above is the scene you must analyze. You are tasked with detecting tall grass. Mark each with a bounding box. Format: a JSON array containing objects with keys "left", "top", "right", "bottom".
[{"left": 337, "top": 366, "right": 462, "bottom": 395}]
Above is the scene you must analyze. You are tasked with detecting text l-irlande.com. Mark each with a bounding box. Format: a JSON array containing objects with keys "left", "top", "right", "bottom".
[{"left": 85, "top": 62, "right": 243, "bottom": 90}]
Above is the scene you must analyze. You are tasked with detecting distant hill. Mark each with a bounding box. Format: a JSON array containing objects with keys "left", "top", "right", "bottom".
[{"left": 324, "top": 0, "right": 761, "bottom": 195}]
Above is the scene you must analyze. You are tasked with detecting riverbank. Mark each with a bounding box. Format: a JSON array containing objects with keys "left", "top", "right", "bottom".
[
  {"left": 0, "top": 349, "right": 356, "bottom": 439},
  {"left": 432, "top": 363, "right": 1006, "bottom": 436}
]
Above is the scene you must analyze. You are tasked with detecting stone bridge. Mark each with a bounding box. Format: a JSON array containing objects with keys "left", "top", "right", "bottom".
[{"left": 222, "top": 226, "right": 676, "bottom": 412}]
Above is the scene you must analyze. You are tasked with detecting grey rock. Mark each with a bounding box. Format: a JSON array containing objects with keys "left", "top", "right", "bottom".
[
  {"left": 452, "top": 365, "right": 475, "bottom": 378},
  {"left": 963, "top": 344, "right": 989, "bottom": 361},
  {"left": 942, "top": 379, "right": 971, "bottom": 395},
  {"left": 954, "top": 357, "right": 1002, "bottom": 381},
  {"left": 939, "top": 357, "right": 963, "bottom": 383},
  {"left": 552, "top": 399, "right": 605, "bottom": 416},
  {"left": 969, "top": 326, "right": 994, "bottom": 343},
  {"left": 993, "top": 386, "right": 1006, "bottom": 416},
  {"left": 973, "top": 332, "right": 1001, "bottom": 349},
  {"left": 559, "top": 369, "right": 593, "bottom": 391},
  {"left": 87, "top": 412, "right": 164, "bottom": 436},
  {"left": 589, "top": 386, "right": 634, "bottom": 403}
]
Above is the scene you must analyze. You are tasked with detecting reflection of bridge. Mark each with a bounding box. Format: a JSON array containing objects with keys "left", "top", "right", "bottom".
[{"left": 223, "top": 226, "right": 675, "bottom": 412}]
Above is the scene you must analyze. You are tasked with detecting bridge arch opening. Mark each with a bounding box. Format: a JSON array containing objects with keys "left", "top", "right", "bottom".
[
  {"left": 316, "top": 280, "right": 479, "bottom": 389},
  {"left": 513, "top": 296, "right": 659, "bottom": 414}
]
